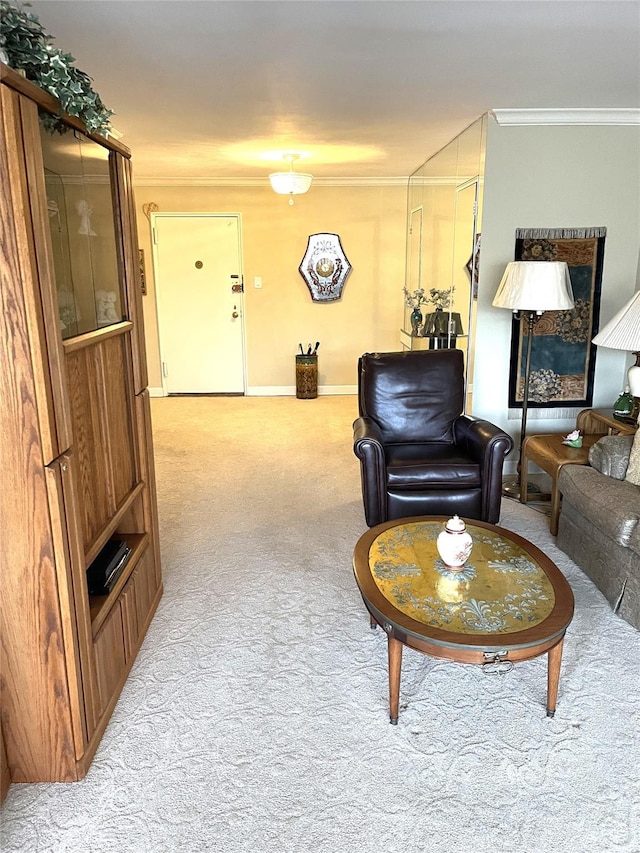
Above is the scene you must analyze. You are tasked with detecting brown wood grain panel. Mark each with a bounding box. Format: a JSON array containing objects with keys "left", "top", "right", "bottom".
[
  {"left": 1, "top": 724, "right": 10, "bottom": 802},
  {"left": 119, "top": 576, "right": 139, "bottom": 662},
  {"left": 1, "top": 86, "right": 70, "bottom": 464},
  {"left": 577, "top": 408, "right": 637, "bottom": 436},
  {"left": 136, "top": 390, "right": 163, "bottom": 589},
  {"left": 1, "top": 119, "right": 78, "bottom": 780},
  {"left": 62, "top": 321, "right": 133, "bottom": 354},
  {"left": 56, "top": 452, "right": 101, "bottom": 737},
  {"left": 99, "top": 335, "right": 135, "bottom": 509},
  {"left": 20, "top": 93, "right": 74, "bottom": 457},
  {"left": 131, "top": 549, "right": 156, "bottom": 638},
  {"left": 44, "top": 459, "right": 89, "bottom": 760},
  {"left": 93, "top": 602, "right": 126, "bottom": 716},
  {"left": 112, "top": 155, "right": 148, "bottom": 393},
  {"left": 89, "top": 531, "right": 147, "bottom": 636},
  {"left": 0, "top": 63, "right": 131, "bottom": 158},
  {"left": 78, "top": 579, "right": 162, "bottom": 779},
  {"left": 84, "top": 482, "right": 145, "bottom": 571},
  {"left": 65, "top": 346, "right": 112, "bottom": 546}
]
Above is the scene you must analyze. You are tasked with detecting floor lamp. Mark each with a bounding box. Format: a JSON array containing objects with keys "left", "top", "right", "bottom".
[
  {"left": 493, "top": 261, "right": 574, "bottom": 497},
  {"left": 592, "top": 289, "right": 640, "bottom": 424}
]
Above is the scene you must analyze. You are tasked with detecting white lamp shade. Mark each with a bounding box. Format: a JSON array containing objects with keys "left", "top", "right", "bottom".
[
  {"left": 268, "top": 171, "right": 313, "bottom": 195},
  {"left": 592, "top": 290, "right": 640, "bottom": 351},
  {"left": 493, "top": 261, "right": 574, "bottom": 312}
]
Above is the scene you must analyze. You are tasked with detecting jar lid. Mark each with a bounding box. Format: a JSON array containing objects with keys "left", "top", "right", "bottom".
[{"left": 445, "top": 515, "right": 466, "bottom": 532}]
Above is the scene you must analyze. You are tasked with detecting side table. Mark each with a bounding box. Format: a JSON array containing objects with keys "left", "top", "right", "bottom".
[
  {"left": 576, "top": 408, "right": 637, "bottom": 436},
  {"left": 521, "top": 410, "right": 637, "bottom": 536},
  {"left": 520, "top": 433, "right": 604, "bottom": 536}
]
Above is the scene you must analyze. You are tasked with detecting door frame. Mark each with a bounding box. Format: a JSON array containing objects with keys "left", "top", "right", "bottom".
[
  {"left": 151, "top": 212, "right": 247, "bottom": 396},
  {"left": 452, "top": 178, "right": 479, "bottom": 411}
]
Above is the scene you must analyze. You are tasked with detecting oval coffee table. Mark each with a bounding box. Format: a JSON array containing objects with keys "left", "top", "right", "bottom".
[{"left": 353, "top": 517, "right": 574, "bottom": 723}]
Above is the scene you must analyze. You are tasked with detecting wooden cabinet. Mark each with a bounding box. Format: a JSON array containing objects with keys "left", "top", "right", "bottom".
[{"left": 0, "top": 65, "right": 162, "bottom": 792}]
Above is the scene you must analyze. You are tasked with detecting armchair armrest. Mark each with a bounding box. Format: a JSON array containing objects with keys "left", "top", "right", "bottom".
[
  {"left": 454, "top": 415, "right": 514, "bottom": 462},
  {"left": 353, "top": 417, "right": 387, "bottom": 527},
  {"left": 454, "top": 416, "right": 514, "bottom": 523}
]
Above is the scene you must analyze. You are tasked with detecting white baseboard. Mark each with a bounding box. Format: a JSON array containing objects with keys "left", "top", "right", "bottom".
[
  {"left": 321, "top": 385, "right": 358, "bottom": 395},
  {"left": 151, "top": 385, "right": 357, "bottom": 397},
  {"left": 245, "top": 385, "right": 357, "bottom": 397}
]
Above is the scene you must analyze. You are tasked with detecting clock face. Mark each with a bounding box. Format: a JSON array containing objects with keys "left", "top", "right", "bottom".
[{"left": 315, "top": 257, "right": 335, "bottom": 278}]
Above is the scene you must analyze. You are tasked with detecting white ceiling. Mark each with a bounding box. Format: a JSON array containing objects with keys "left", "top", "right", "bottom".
[{"left": 27, "top": 0, "right": 640, "bottom": 181}]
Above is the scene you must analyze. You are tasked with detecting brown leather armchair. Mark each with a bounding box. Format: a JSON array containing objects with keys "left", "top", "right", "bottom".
[{"left": 353, "top": 349, "right": 514, "bottom": 527}]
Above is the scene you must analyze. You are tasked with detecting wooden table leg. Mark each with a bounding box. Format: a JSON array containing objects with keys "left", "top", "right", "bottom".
[
  {"left": 546, "top": 636, "right": 565, "bottom": 717},
  {"left": 520, "top": 439, "right": 529, "bottom": 504},
  {"left": 388, "top": 635, "right": 403, "bottom": 725},
  {"left": 549, "top": 473, "right": 561, "bottom": 536}
]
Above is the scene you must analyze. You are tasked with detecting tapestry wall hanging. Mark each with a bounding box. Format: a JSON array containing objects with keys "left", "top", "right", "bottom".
[
  {"left": 298, "top": 233, "right": 352, "bottom": 302},
  {"left": 508, "top": 227, "right": 606, "bottom": 409}
]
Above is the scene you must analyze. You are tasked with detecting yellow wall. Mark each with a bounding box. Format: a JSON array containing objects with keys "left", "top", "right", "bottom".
[{"left": 134, "top": 184, "right": 407, "bottom": 392}]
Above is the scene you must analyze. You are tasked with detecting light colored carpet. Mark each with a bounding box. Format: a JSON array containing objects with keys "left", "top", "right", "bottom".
[{"left": 2, "top": 396, "right": 639, "bottom": 853}]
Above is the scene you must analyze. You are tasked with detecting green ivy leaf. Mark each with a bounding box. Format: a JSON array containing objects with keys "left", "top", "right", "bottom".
[{"left": 1, "top": 0, "right": 113, "bottom": 135}]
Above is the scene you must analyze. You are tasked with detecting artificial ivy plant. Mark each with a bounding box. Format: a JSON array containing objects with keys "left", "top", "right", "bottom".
[{"left": 0, "top": 1, "right": 113, "bottom": 134}]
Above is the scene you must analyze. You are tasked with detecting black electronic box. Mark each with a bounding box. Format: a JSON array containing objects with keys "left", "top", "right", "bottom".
[{"left": 86, "top": 539, "right": 131, "bottom": 595}]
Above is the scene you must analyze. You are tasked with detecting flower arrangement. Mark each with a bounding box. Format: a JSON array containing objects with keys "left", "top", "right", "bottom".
[
  {"left": 403, "top": 286, "right": 455, "bottom": 311},
  {"left": 428, "top": 287, "right": 454, "bottom": 311},
  {"left": 0, "top": 1, "right": 113, "bottom": 135},
  {"left": 403, "top": 287, "right": 428, "bottom": 310}
]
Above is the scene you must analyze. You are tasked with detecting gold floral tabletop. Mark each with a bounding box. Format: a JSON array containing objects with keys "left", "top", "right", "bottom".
[{"left": 369, "top": 521, "right": 555, "bottom": 635}]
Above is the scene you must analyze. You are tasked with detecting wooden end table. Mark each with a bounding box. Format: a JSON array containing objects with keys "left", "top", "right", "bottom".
[
  {"left": 353, "top": 517, "right": 574, "bottom": 724},
  {"left": 521, "top": 409, "right": 637, "bottom": 536},
  {"left": 576, "top": 408, "right": 637, "bottom": 437},
  {"left": 520, "top": 433, "right": 603, "bottom": 535}
]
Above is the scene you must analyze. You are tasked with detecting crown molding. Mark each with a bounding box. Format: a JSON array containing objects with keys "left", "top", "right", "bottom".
[
  {"left": 133, "top": 175, "right": 409, "bottom": 188},
  {"left": 491, "top": 109, "right": 640, "bottom": 126}
]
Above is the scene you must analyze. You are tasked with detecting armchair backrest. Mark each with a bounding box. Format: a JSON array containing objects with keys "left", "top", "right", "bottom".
[{"left": 358, "top": 349, "right": 464, "bottom": 444}]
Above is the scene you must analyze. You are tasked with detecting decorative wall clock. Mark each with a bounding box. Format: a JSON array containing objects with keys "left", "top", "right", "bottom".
[{"left": 298, "top": 233, "right": 352, "bottom": 302}]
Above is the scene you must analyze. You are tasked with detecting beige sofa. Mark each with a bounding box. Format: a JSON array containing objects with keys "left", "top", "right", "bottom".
[{"left": 557, "top": 434, "right": 640, "bottom": 630}]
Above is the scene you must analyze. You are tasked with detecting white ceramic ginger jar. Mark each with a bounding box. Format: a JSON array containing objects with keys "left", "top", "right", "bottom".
[{"left": 436, "top": 515, "right": 473, "bottom": 570}]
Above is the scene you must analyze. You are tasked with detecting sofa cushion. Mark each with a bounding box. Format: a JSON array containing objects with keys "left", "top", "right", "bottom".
[
  {"left": 625, "top": 430, "right": 640, "bottom": 485},
  {"left": 558, "top": 464, "right": 640, "bottom": 551},
  {"left": 589, "top": 434, "right": 633, "bottom": 480}
]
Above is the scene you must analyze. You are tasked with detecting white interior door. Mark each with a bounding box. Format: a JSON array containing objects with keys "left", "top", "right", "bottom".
[{"left": 153, "top": 214, "right": 245, "bottom": 394}]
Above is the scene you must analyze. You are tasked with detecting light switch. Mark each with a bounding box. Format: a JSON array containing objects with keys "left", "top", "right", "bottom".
[{"left": 254, "top": 276, "right": 263, "bottom": 289}]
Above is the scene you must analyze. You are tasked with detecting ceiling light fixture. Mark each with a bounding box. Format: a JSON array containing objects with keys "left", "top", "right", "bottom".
[{"left": 269, "top": 153, "right": 313, "bottom": 205}]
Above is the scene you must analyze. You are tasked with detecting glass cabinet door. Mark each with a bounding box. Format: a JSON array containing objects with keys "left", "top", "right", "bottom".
[{"left": 40, "top": 119, "right": 123, "bottom": 339}]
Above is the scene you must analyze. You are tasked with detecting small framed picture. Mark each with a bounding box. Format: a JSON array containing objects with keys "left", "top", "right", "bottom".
[{"left": 139, "top": 249, "right": 147, "bottom": 296}]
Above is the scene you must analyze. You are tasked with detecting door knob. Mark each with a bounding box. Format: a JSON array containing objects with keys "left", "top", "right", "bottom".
[{"left": 232, "top": 310, "right": 239, "bottom": 319}]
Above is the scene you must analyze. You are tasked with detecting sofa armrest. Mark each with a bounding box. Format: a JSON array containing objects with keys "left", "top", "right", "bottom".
[
  {"left": 558, "top": 464, "right": 640, "bottom": 549},
  {"left": 588, "top": 435, "right": 634, "bottom": 480}
]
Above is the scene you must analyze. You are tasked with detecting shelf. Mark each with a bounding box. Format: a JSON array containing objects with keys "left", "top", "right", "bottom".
[
  {"left": 89, "top": 532, "right": 149, "bottom": 636},
  {"left": 400, "top": 328, "right": 468, "bottom": 351},
  {"left": 84, "top": 481, "right": 145, "bottom": 569}
]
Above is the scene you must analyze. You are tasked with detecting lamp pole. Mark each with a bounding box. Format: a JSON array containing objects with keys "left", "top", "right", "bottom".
[{"left": 503, "top": 310, "right": 539, "bottom": 497}]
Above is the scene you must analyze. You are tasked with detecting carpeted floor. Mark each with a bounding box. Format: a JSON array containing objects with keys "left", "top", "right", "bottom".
[{"left": 2, "top": 396, "right": 639, "bottom": 853}]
